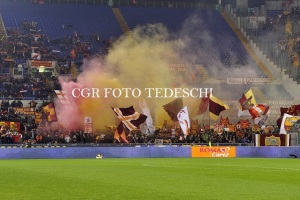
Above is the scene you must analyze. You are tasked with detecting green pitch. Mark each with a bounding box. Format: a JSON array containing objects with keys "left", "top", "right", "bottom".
[{"left": 0, "top": 158, "right": 299, "bottom": 200}]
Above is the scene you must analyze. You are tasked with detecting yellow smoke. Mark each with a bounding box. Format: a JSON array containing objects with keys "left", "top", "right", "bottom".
[{"left": 58, "top": 23, "right": 195, "bottom": 130}]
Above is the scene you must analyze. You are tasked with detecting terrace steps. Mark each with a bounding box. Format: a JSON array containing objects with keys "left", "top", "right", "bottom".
[
  {"left": 0, "top": 14, "right": 9, "bottom": 51},
  {"left": 221, "top": 11, "right": 274, "bottom": 82},
  {"left": 112, "top": 7, "right": 132, "bottom": 36}
]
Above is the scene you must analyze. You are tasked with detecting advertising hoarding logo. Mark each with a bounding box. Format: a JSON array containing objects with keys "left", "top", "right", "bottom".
[{"left": 191, "top": 146, "right": 236, "bottom": 158}]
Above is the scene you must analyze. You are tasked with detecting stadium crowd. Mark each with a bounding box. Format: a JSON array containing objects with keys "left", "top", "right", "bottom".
[
  {"left": 1, "top": 19, "right": 113, "bottom": 76},
  {"left": 245, "top": 3, "right": 300, "bottom": 82},
  {"left": 0, "top": 124, "right": 256, "bottom": 146},
  {"left": 0, "top": 1, "right": 289, "bottom": 146}
]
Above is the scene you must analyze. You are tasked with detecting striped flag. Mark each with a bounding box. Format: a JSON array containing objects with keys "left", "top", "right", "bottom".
[
  {"left": 249, "top": 104, "right": 270, "bottom": 126},
  {"left": 112, "top": 106, "right": 147, "bottom": 131},
  {"left": 249, "top": 104, "right": 269, "bottom": 119},
  {"left": 114, "top": 123, "right": 129, "bottom": 143},
  {"left": 209, "top": 95, "right": 229, "bottom": 121},
  {"left": 42, "top": 102, "right": 57, "bottom": 122}
]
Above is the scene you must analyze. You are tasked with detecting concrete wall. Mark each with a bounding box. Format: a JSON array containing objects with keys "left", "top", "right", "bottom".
[
  {"left": 236, "top": 146, "right": 300, "bottom": 158},
  {"left": 0, "top": 146, "right": 191, "bottom": 159},
  {"left": 0, "top": 146, "right": 299, "bottom": 159}
]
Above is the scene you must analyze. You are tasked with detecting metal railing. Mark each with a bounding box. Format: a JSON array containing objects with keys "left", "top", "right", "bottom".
[
  {"left": 0, "top": 0, "right": 218, "bottom": 9},
  {"left": 0, "top": 142, "right": 254, "bottom": 148}
]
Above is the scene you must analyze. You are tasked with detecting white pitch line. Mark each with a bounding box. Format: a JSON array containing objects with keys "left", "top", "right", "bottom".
[
  {"left": 143, "top": 163, "right": 300, "bottom": 171},
  {"left": 209, "top": 164, "right": 300, "bottom": 171},
  {"left": 143, "top": 164, "right": 174, "bottom": 168}
]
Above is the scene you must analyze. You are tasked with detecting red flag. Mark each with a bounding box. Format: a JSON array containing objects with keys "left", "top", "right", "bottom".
[
  {"left": 240, "top": 119, "right": 250, "bottom": 129},
  {"left": 249, "top": 104, "right": 269, "bottom": 119},
  {"left": 163, "top": 98, "right": 183, "bottom": 121},
  {"left": 198, "top": 96, "right": 209, "bottom": 115},
  {"left": 220, "top": 116, "right": 230, "bottom": 126},
  {"left": 209, "top": 95, "right": 229, "bottom": 121},
  {"left": 238, "top": 93, "right": 248, "bottom": 106}
]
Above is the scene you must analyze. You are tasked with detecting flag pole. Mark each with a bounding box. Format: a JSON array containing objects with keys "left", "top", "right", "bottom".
[
  {"left": 208, "top": 93, "right": 211, "bottom": 130},
  {"left": 208, "top": 93, "right": 211, "bottom": 149}
]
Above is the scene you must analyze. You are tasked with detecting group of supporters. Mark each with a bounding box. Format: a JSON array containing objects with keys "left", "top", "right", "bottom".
[
  {"left": 251, "top": 4, "right": 300, "bottom": 81},
  {"left": 0, "top": 3, "right": 290, "bottom": 145},
  {"left": 0, "top": 126, "right": 151, "bottom": 145},
  {"left": 0, "top": 74, "right": 55, "bottom": 99},
  {"left": 0, "top": 16, "right": 118, "bottom": 145},
  {"left": 0, "top": 18, "right": 113, "bottom": 77},
  {"left": 0, "top": 126, "right": 255, "bottom": 145}
]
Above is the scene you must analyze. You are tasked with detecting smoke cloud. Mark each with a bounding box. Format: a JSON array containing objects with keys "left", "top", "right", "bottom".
[
  {"left": 56, "top": 24, "right": 189, "bottom": 130},
  {"left": 54, "top": 11, "right": 289, "bottom": 130}
]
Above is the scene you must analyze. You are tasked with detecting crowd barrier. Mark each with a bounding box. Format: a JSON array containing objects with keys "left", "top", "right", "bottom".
[{"left": 0, "top": 145, "right": 299, "bottom": 159}]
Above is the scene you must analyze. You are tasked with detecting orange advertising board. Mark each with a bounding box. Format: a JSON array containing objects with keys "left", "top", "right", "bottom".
[{"left": 192, "top": 146, "right": 236, "bottom": 158}]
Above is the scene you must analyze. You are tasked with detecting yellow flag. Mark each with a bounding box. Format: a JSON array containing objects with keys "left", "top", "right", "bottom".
[{"left": 245, "top": 89, "right": 257, "bottom": 106}]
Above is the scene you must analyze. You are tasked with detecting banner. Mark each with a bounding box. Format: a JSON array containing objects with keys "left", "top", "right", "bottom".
[
  {"left": 84, "top": 116, "right": 93, "bottom": 133},
  {"left": 227, "top": 78, "right": 270, "bottom": 84},
  {"left": 0, "top": 121, "right": 20, "bottom": 131},
  {"left": 255, "top": 134, "right": 289, "bottom": 146},
  {"left": 29, "top": 60, "right": 54, "bottom": 68},
  {"left": 191, "top": 146, "right": 236, "bottom": 158},
  {"left": 14, "top": 107, "right": 36, "bottom": 115},
  {"left": 177, "top": 106, "right": 190, "bottom": 137},
  {"left": 35, "top": 112, "right": 43, "bottom": 124},
  {"left": 0, "top": 121, "right": 10, "bottom": 129},
  {"left": 279, "top": 113, "right": 300, "bottom": 134}
]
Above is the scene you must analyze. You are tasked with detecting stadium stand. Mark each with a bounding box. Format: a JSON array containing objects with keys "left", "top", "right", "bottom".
[
  {"left": 0, "top": 1, "right": 123, "bottom": 39},
  {"left": 232, "top": 2, "right": 300, "bottom": 83},
  {"left": 120, "top": 6, "right": 268, "bottom": 80},
  {"left": 0, "top": 0, "right": 299, "bottom": 146}
]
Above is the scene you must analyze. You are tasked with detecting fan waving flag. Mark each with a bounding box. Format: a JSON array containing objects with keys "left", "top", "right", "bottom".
[
  {"left": 54, "top": 90, "right": 74, "bottom": 106},
  {"left": 249, "top": 104, "right": 270, "bottom": 127},
  {"left": 177, "top": 106, "right": 190, "bottom": 137},
  {"left": 239, "top": 89, "right": 257, "bottom": 109},
  {"left": 238, "top": 89, "right": 257, "bottom": 117},
  {"left": 112, "top": 106, "right": 147, "bottom": 131},
  {"left": 42, "top": 102, "right": 57, "bottom": 122},
  {"left": 163, "top": 98, "right": 183, "bottom": 121},
  {"left": 198, "top": 95, "right": 209, "bottom": 115},
  {"left": 277, "top": 104, "right": 300, "bottom": 128},
  {"left": 279, "top": 113, "right": 300, "bottom": 134},
  {"left": 114, "top": 123, "right": 129, "bottom": 143},
  {"left": 139, "top": 99, "right": 154, "bottom": 135},
  {"left": 209, "top": 95, "right": 229, "bottom": 121}
]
